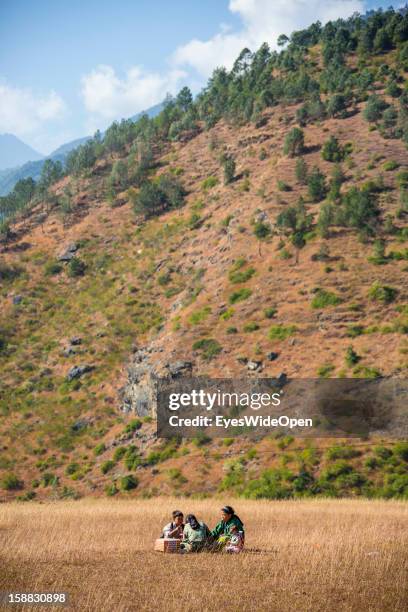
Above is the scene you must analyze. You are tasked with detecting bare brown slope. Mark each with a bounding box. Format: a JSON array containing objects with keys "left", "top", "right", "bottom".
[{"left": 0, "top": 98, "right": 407, "bottom": 499}]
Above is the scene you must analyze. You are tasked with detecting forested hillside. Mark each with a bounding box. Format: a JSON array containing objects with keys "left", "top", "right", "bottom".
[{"left": 0, "top": 8, "right": 407, "bottom": 501}]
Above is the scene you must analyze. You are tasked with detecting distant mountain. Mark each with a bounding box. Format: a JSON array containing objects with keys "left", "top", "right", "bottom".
[
  {"left": 47, "top": 101, "right": 165, "bottom": 158},
  {"left": 48, "top": 136, "right": 91, "bottom": 158},
  {"left": 129, "top": 101, "right": 164, "bottom": 123},
  {"left": 0, "top": 158, "right": 58, "bottom": 196},
  {"left": 0, "top": 102, "right": 165, "bottom": 196},
  {"left": 0, "top": 134, "right": 43, "bottom": 171}
]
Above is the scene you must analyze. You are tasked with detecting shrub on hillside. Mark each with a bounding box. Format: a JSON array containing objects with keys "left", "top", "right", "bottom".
[
  {"left": 268, "top": 325, "right": 297, "bottom": 340},
  {"left": 307, "top": 167, "right": 327, "bottom": 202},
  {"left": 363, "top": 94, "right": 388, "bottom": 123},
  {"left": 120, "top": 475, "right": 138, "bottom": 491},
  {"left": 396, "top": 170, "right": 408, "bottom": 188},
  {"left": 229, "top": 288, "right": 252, "bottom": 304},
  {"left": 201, "top": 176, "right": 218, "bottom": 190},
  {"left": 340, "top": 186, "right": 380, "bottom": 237},
  {"left": 326, "top": 445, "right": 361, "bottom": 460},
  {"left": 295, "top": 157, "right": 308, "bottom": 184},
  {"left": 345, "top": 346, "right": 360, "bottom": 367},
  {"left": 277, "top": 180, "right": 291, "bottom": 192},
  {"left": 105, "top": 482, "right": 119, "bottom": 496},
  {"left": 0, "top": 263, "right": 24, "bottom": 281},
  {"left": 67, "top": 257, "right": 86, "bottom": 277},
  {"left": 221, "top": 154, "right": 236, "bottom": 185},
  {"left": 253, "top": 221, "right": 271, "bottom": 240},
  {"left": 113, "top": 447, "right": 127, "bottom": 462},
  {"left": 1, "top": 473, "right": 24, "bottom": 491},
  {"left": 192, "top": 338, "right": 222, "bottom": 361},
  {"left": 228, "top": 266, "right": 256, "bottom": 284},
  {"left": 369, "top": 281, "right": 398, "bottom": 304},
  {"left": 321, "top": 136, "right": 345, "bottom": 162},
  {"left": 93, "top": 443, "right": 106, "bottom": 456},
  {"left": 311, "top": 289, "right": 342, "bottom": 309},
  {"left": 189, "top": 306, "right": 211, "bottom": 325},
  {"left": 44, "top": 261, "right": 63, "bottom": 276},
  {"left": 243, "top": 322, "right": 259, "bottom": 332},
  {"left": 124, "top": 445, "right": 142, "bottom": 470},
  {"left": 101, "top": 460, "right": 115, "bottom": 475},
  {"left": 383, "top": 160, "right": 399, "bottom": 171},
  {"left": 327, "top": 93, "right": 349, "bottom": 118},
  {"left": 242, "top": 468, "right": 294, "bottom": 500},
  {"left": 133, "top": 174, "right": 186, "bottom": 219},
  {"left": 393, "top": 441, "right": 408, "bottom": 462},
  {"left": 264, "top": 307, "right": 277, "bottom": 319},
  {"left": 124, "top": 418, "right": 142, "bottom": 433},
  {"left": 283, "top": 128, "right": 305, "bottom": 157}
]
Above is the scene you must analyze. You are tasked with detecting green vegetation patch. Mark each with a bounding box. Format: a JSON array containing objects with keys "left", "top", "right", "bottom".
[
  {"left": 369, "top": 281, "right": 398, "bottom": 304},
  {"left": 228, "top": 266, "right": 256, "bottom": 284},
  {"left": 243, "top": 322, "right": 260, "bottom": 333},
  {"left": 192, "top": 338, "right": 222, "bottom": 361},
  {"left": 268, "top": 325, "right": 297, "bottom": 341},
  {"left": 188, "top": 305, "right": 211, "bottom": 325},
  {"left": 201, "top": 176, "right": 218, "bottom": 190},
  {"left": 311, "top": 289, "right": 342, "bottom": 309},
  {"left": 229, "top": 288, "right": 252, "bottom": 304}
]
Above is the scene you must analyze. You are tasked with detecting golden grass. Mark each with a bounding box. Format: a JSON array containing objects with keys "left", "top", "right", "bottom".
[{"left": 1, "top": 498, "right": 407, "bottom": 611}]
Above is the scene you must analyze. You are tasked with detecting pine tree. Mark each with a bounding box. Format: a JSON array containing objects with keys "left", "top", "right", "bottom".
[
  {"left": 283, "top": 127, "right": 305, "bottom": 157},
  {"left": 295, "top": 157, "right": 308, "bottom": 184},
  {"left": 308, "top": 167, "right": 327, "bottom": 202}
]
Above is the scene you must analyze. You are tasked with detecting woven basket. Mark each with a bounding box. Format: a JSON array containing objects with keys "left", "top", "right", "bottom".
[{"left": 154, "top": 538, "right": 181, "bottom": 553}]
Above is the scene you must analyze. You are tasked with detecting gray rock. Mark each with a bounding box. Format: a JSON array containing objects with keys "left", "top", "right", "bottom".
[
  {"left": 167, "top": 360, "right": 193, "bottom": 378},
  {"left": 276, "top": 372, "right": 288, "bottom": 385},
  {"left": 66, "top": 364, "right": 94, "bottom": 381},
  {"left": 121, "top": 399, "right": 133, "bottom": 414},
  {"left": 62, "top": 346, "right": 76, "bottom": 357},
  {"left": 247, "top": 360, "right": 263, "bottom": 371},
  {"left": 70, "top": 336, "right": 82, "bottom": 346},
  {"left": 119, "top": 351, "right": 157, "bottom": 416},
  {"left": 255, "top": 210, "right": 269, "bottom": 223},
  {"left": 120, "top": 347, "right": 195, "bottom": 416},
  {"left": 71, "top": 418, "right": 92, "bottom": 432},
  {"left": 58, "top": 243, "right": 78, "bottom": 262}
]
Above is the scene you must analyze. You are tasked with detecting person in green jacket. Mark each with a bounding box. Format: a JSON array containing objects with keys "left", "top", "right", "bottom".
[
  {"left": 181, "top": 514, "right": 211, "bottom": 552},
  {"left": 211, "top": 505, "right": 244, "bottom": 550}
]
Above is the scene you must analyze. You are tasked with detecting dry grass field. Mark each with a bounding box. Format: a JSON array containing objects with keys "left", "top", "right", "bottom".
[{"left": 0, "top": 498, "right": 407, "bottom": 611}]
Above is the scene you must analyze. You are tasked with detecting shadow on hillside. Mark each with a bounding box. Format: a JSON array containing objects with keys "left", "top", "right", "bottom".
[{"left": 304, "top": 144, "right": 321, "bottom": 154}]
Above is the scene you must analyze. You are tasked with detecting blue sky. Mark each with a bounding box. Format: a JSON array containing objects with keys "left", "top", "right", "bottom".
[{"left": 0, "top": 0, "right": 395, "bottom": 154}]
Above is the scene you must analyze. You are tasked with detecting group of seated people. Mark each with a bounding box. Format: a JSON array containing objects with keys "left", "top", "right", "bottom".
[{"left": 161, "top": 505, "right": 244, "bottom": 553}]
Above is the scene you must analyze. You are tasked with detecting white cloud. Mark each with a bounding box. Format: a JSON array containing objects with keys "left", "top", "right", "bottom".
[
  {"left": 80, "top": 0, "right": 366, "bottom": 129},
  {"left": 80, "top": 64, "right": 187, "bottom": 122},
  {"left": 172, "top": 0, "right": 365, "bottom": 78},
  {"left": 0, "top": 82, "right": 66, "bottom": 151}
]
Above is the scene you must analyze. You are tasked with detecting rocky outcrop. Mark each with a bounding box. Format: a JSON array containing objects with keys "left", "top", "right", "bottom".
[
  {"left": 167, "top": 360, "right": 193, "bottom": 378},
  {"left": 120, "top": 355, "right": 157, "bottom": 416},
  {"left": 119, "top": 347, "right": 194, "bottom": 416},
  {"left": 67, "top": 364, "right": 94, "bottom": 381},
  {"left": 58, "top": 242, "right": 78, "bottom": 261}
]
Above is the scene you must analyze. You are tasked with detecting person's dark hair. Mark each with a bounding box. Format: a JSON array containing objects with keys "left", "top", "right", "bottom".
[
  {"left": 172, "top": 510, "right": 183, "bottom": 519},
  {"left": 221, "top": 505, "right": 244, "bottom": 527},
  {"left": 185, "top": 514, "right": 200, "bottom": 530}
]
